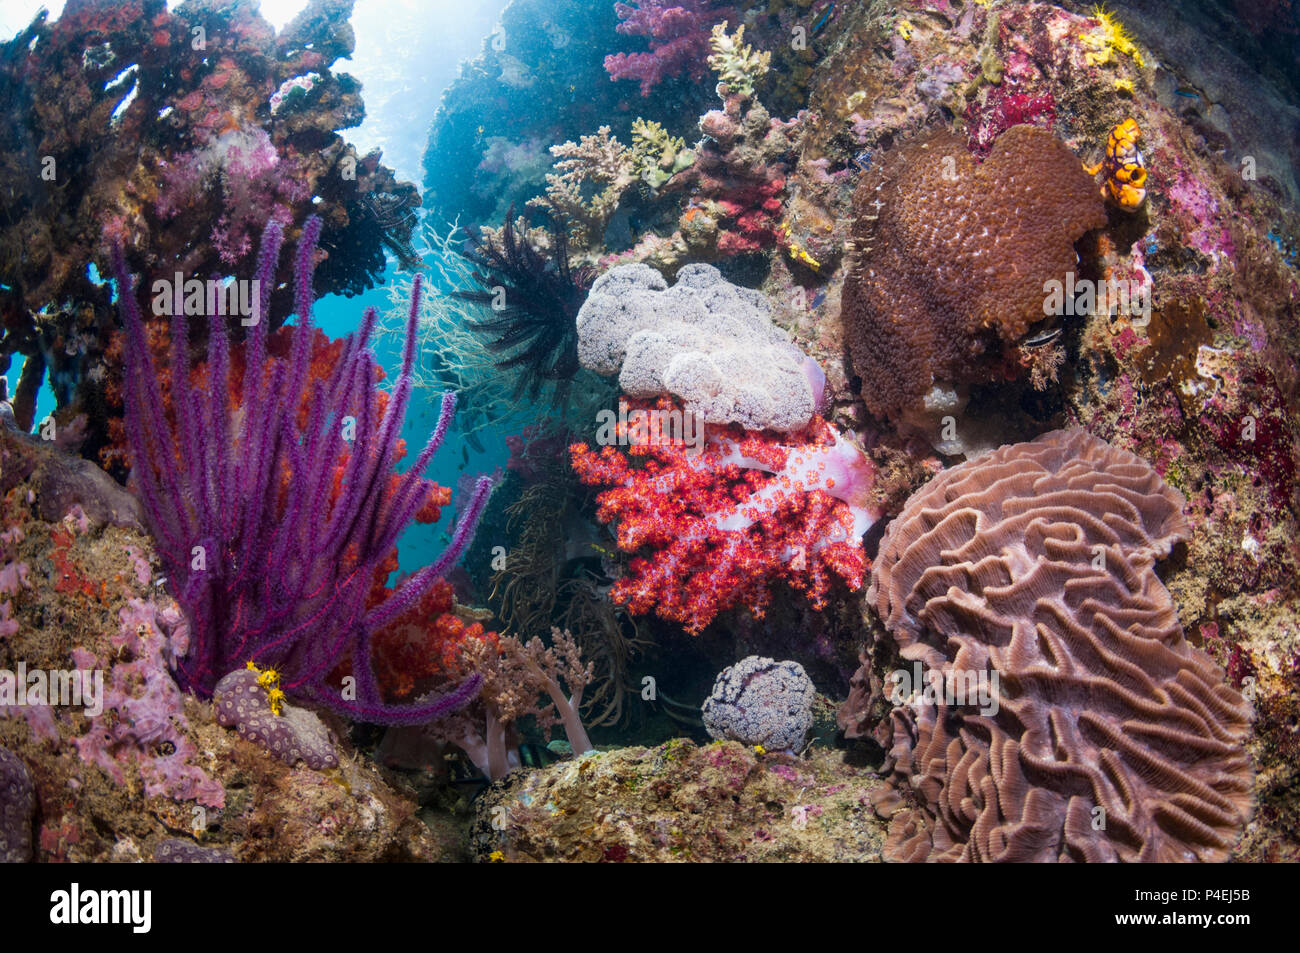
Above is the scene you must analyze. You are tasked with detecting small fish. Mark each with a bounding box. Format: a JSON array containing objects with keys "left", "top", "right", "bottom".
[
  {"left": 1020, "top": 325, "right": 1062, "bottom": 348},
  {"left": 461, "top": 445, "right": 469, "bottom": 466},
  {"left": 812, "top": 3, "right": 835, "bottom": 36}
]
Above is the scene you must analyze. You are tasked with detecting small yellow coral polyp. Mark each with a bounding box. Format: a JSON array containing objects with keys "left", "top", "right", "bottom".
[
  {"left": 778, "top": 221, "right": 822, "bottom": 270},
  {"left": 488, "top": 850, "right": 505, "bottom": 863},
  {"left": 1088, "top": 118, "right": 1147, "bottom": 212},
  {"left": 244, "top": 661, "right": 285, "bottom": 716},
  {"left": 1081, "top": 6, "right": 1145, "bottom": 69}
]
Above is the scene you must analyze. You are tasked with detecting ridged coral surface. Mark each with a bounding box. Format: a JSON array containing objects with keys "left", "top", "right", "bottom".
[
  {"left": 843, "top": 125, "right": 1106, "bottom": 419},
  {"left": 868, "top": 428, "right": 1253, "bottom": 862}
]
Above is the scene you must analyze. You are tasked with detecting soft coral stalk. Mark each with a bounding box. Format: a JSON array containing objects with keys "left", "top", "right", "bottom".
[{"left": 112, "top": 217, "right": 492, "bottom": 724}]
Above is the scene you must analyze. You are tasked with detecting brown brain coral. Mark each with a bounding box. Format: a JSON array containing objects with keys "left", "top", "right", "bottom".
[
  {"left": 865, "top": 428, "right": 1253, "bottom": 862},
  {"left": 842, "top": 125, "right": 1106, "bottom": 420}
]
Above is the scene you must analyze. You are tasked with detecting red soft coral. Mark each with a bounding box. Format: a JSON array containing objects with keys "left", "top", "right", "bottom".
[{"left": 570, "top": 399, "right": 879, "bottom": 633}]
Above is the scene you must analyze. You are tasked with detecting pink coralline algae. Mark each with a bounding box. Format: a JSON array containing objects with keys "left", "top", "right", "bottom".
[
  {"left": 965, "top": 89, "right": 1057, "bottom": 158},
  {"left": 604, "top": 1, "right": 737, "bottom": 96},
  {"left": 157, "top": 127, "right": 309, "bottom": 265},
  {"left": 0, "top": 526, "right": 30, "bottom": 639},
  {"left": 70, "top": 599, "right": 226, "bottom": 809},
  {"left": 1162, "top": 165, "right": 1236, "bottom": 263}
]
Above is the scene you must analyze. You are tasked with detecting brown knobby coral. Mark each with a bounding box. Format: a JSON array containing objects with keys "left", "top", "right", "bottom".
[
  {"left": 859, "top": 428, "right": 1253, "bottom": 862},
  {"left": 842, "top": 125, "right": 1106, "bottom": 420}
]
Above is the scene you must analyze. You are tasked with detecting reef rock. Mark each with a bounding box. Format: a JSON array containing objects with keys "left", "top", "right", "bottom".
[{"left": 469, "top": 740, "right": 887, "bottom": 863}]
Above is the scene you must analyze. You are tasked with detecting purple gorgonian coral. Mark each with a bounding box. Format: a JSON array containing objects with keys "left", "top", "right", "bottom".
[{"left": 111, "top": 216, "right": 492, "bottom": 724}]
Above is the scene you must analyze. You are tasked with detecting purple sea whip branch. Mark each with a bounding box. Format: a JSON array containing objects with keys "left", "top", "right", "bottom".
[{"left": 112, "top": 216, "right": 492, "bottom": 725}]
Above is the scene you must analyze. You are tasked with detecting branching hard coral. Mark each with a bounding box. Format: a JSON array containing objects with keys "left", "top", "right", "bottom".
[
  {"left": 527, "top": 127, "right": 638, "bottom": 254},
  {"left": 456, "top": 211, "right": 593, "bottom": 408},
  {"left": 112, "top": 216, "right": 494, "bottom": 725},
  {"left": 617, "top": 65, "right": 800, "bottom": 267},
  {"left": 630, "top": 118, "right": 696, "bottom": 190},
  {"left": 706, "top": 22, "right": 771, "bottom": 100},
  {"left": 570, "top": 398, "right": 880, "bottom": 634}
]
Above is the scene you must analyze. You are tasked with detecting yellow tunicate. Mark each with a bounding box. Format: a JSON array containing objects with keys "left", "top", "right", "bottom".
[{"left": 1082, "top": 6, "right": 1145, "bottom": 69}]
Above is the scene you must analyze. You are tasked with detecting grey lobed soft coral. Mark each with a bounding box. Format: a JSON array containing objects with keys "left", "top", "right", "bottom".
[
  {"left": 576, "top": 263, "right": 824, "bottom": 433},
  {"left": 701, "top": 656, "right": 815, "bottom": 752},
  {"left": 0, "top": 747, "right": 35, "bottom": 863},
  {"left": 214, "top": 668, "right": 339, "bottom": 770}
]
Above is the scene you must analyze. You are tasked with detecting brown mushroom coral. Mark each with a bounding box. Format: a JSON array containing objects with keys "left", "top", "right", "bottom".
[
  {"left": 862, "top": 428, "right": 1253, "bottom": 862},
  {"left": 842, "top": 126, "right": 1106, "bottom": 420}
]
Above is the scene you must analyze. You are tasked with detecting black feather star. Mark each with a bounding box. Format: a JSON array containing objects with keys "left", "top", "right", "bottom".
[{"left": 456, "top": 210, "right": 592, "bottom": 408}]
